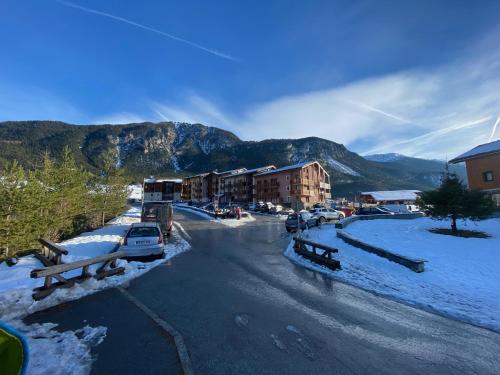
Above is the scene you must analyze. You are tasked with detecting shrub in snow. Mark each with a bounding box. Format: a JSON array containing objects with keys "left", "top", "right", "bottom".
[{"left": 417, "top": 172, "right": 495, "bottom": 233}]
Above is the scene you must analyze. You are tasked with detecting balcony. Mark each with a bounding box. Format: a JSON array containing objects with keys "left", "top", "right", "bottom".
[{"left": 320, "top": 182, "right": 330, "bottom": 189}]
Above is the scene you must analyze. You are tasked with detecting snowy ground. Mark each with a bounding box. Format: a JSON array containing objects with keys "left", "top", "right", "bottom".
[
  {"left": 174, "top": 204, "right": 256, "bottom": 227},
  {"left": 0, "top": 206, "right": 191, "bottom": 374},
  {"left": 284, "top": 217, "right": 500, "bottom": 332}
]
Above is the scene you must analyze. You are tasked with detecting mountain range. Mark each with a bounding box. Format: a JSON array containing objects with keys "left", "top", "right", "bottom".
[{"left": 0, "top": 121, "right": 465, "bottom": 197}]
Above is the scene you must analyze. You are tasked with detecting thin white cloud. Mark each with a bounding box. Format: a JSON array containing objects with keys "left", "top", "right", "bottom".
[
  {"left": 488, "top": 116, "right": 500, "bottom": 142},
  {"left": 55, "top": 0, "right": 240, "bottom": 62}
]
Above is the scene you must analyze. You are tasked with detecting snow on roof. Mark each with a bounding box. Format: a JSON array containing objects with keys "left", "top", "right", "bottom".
[
  {"left": 144, "top": 178, "right": 182, "bottom": 183},
  {"left": 255, "top": 161, "right": 314, "bottom": 177},
  {"left": 227, "top": 165, "right": 276, "bottom": 177},
  {"left": 218, "top": 168, "right": 247, "bottom": 176},
  {"left": 449, "top": 140, "right": 500, "bottom": 163},
  {"left": 361, "top": 190, "right": 421, "bottom": 202}
]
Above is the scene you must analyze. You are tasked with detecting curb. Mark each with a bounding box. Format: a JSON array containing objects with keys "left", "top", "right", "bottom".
[{"left": 118, "top": 287, "right": 195, "bottom": 375}]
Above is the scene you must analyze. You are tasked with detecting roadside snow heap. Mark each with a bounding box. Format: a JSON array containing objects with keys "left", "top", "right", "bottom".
[
  {"left": 285, "top": 216, "right": 500, "bottom": 332},
  {"left": 0, "top": 206, "right": 190, "bottom": 374}
]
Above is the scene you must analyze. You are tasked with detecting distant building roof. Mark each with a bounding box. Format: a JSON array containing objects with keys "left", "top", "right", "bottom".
[
  {"left": 218, "top": 168, "right": 247, "bottom": 176},
  {"left": 226, "top": 165, "right": 275, "bottom": 177},
  {"left": 361, "top": 190, "right": 421, "bottom": 202},
  {"left": 144, "top": 177, "right": 183, "bottom": 183},
  {"left": 449, "top": 140, "right": 500, "bottom": 163},
  {"left": 254, "top": 161, "right": 315, "bottom": 177}
]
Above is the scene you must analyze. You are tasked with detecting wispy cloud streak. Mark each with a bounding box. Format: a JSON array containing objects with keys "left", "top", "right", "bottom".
[
  {"left": 488, "top": 116, "right": 500, "bottom": 141},
  {"left": 55, "top": 0, "right": 240, "bottom": 62}
]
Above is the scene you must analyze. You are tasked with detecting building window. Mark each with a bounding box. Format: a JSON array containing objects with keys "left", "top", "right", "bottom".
[
  {"left": 286, "top": 185, "right": 290, "bottom": 191},
  {"left": 286, "top": 175, "right": 290, "bottom": 181},
  {"left": 483, "top": 171, "right": 494, "bottom": 182}
]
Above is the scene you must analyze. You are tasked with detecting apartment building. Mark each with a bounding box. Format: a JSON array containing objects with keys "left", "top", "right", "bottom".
[
  {"left": 450, "top": 140, "right": 500, "bottom": 207},
  {"left": 253, "top": 161, "right": 331, "bottom": 209},
  {"left": 220, "top": 165, "right": 275, "bottom": 204},
  {"left": 182, "top": 168, "right": 246, "bottom": 202}
]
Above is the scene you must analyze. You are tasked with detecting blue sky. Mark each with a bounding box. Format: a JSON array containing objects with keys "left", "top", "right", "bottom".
[{"left": 1, "top": 0, "right": 499, "bottom": 159}]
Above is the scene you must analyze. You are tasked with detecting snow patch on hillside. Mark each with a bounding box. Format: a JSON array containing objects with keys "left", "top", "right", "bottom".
[
  {"left": 327, "top": 157, "right": 361, "bottom": 176},
  {"left": 364, "top": 153, "right": 404, "bottom": 162}
]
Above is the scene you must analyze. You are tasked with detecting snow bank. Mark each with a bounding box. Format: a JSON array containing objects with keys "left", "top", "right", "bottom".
[
  {"left": 284, "top": 217, "right": 500, "bottom": 332},
  {"left": 0, "top": 205, "right": 191, "bottom": 375},
  {"left": 0, "top": 206, "right": 190, "bottom": 321},
  {"left": 8, "top": 320, "right": 107, "bottom": 375}
]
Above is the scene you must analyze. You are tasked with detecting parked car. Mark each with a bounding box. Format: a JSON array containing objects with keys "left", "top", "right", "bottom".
[
  {"left": 285, "top": 212, "right": 317, "bottom": 232},
  {"left": 260, "top": 202, "right": 274, "bottom": 213},
  {"left": 246, "top": 202, "right": 257, "bottom": 211},
  {"left": 309, "top": 207, "right": 345, "bottom": 223},
  {"left": 355, "top": 206, "right": 395, "bottom": 215},
  {"left": 380, "top": 204, "right": 410, "bottom": 214},
  {"left": 120, "top": 222, "right": 164, "bottom": 258},
  {"left": 270, "top": 205, "right": 283, "bottom": 214},
  {"left": 281, "top": 207, "right": 294, "bottom": 215}
]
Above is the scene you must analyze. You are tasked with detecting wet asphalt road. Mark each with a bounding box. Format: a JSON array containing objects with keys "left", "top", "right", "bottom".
[{"left": 28, "top": 210, "right": 500, "bottom": 374}]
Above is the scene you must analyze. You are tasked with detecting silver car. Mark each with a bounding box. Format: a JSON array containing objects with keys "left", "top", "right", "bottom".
[
  {"left": 120, "top": 222, "right": 164, "bottom": 258},
  {"left": 309, "top": 207, "right": 345, "bottom": 223}
]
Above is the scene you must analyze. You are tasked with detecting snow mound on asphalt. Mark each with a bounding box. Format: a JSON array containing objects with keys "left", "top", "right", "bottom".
[{"left": 7, "top": 320, "right": 107, "bottom": 375}]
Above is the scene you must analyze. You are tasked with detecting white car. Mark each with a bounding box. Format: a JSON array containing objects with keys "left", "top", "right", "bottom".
[
  {"left": 119, "top": 222, "right": 164, "bottom": 258},
  {"left": 270, "top": 205, "right": 283, "bottom": 214},
  {"left": 309, "top": 207, "right": 345, "bottom": 223}
]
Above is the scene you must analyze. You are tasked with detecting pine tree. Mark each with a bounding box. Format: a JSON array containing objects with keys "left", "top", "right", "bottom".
[{"left": 417, "top": 173, "right": 495, "bottom": 232}]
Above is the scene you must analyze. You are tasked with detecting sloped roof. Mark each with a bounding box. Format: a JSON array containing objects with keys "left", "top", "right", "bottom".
[
  {"left": 254, "top": 161, "right": 314, "bottom": 177},
  {"left": 361, "top": 190, "right": 421, "bottom": 202},
  {"left": 227, "top": 165, "right": 276, "bottom": 177},
  {"left": 218, "top": 168, "right": 247, "bottom": 176},
  {"left": 144, "top": 178, "right": 183, "bottom": 183},
  {"left": 449, "top": 140, "right": 500, "bottom": 163}
]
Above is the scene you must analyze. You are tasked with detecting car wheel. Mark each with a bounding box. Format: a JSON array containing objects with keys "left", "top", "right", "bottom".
[
  {"left": 286, "top": 227, "right": 291, "bottom": 233},
  {"left": 319, "top": 216, "right": 326, "bottom": 224},
  {"left": 339, "top": 214, "right": 345, "bottom": 220}
]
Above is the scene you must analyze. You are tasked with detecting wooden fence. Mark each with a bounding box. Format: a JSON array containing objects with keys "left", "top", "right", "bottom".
[{"left": 30, "top": 238, "right": 125, "bottom": 300}]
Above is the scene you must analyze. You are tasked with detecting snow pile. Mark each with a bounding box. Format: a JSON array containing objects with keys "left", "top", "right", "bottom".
[
  {"left": 7, "top": 320, "right": 107, "bottom": 375},
  {"left": 127, "top": 184, "right": 142, "bottom": 201},
  {"left": 0, "top": 206, "right": 190, "bottom": 321},
  {"left": 284, "top": 217, "right": 500, "bottom": 332}
]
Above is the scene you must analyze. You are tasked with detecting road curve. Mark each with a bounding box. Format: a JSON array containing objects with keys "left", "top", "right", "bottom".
[{"left": 26, "top": 210, "right": 500, "bottom": 375}]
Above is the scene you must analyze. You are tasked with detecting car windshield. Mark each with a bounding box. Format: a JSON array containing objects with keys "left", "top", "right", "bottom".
[
  {"left": 287, "top": 214, "right": 297, "bottom": 220},
  {"left": 128, "top": 227, "right": 159, "bottom": 238}
]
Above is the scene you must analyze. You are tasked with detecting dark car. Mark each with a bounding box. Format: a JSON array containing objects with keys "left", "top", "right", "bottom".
[
  {"left": 285, "top": 212, "right": 317, "bottom": 232},
  {"left": 355, "top": 206, "right": 395, "bottom": 216}
]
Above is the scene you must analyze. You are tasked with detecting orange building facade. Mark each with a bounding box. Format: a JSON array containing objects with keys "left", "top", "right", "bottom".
[{"left": 450, "top": 140, "right": 500, "bottom": 208}]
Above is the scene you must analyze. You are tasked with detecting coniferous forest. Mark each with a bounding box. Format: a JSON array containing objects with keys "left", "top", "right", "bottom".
[{"left": 0, "top": 146, "right": 128, "bottom": 258}]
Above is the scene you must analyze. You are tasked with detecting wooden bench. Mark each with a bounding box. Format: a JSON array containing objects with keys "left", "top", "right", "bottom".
[
  {"left": 30, "top": 251, "right": 126, "bottom": 300},
  {"left": 293, "top": 237, "right": 341, "bottom": 270}
]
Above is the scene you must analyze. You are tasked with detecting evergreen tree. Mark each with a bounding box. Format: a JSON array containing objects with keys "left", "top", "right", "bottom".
[
  {"left": 417, "top": 173, "right": 495, "bottom": 232},
  {"left": 0, "top": 162, "right": 27, "bottom": 256}
]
